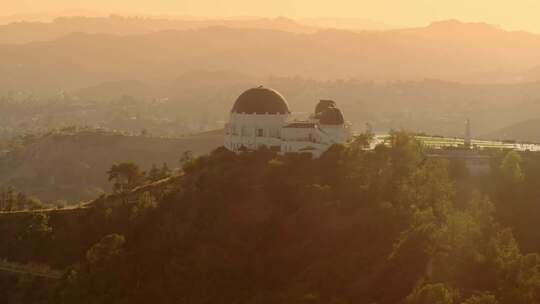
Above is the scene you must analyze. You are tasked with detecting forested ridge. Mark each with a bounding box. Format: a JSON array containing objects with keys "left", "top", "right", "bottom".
[{"left": 2, "top": 132, "right": 540, "bottom": 303}]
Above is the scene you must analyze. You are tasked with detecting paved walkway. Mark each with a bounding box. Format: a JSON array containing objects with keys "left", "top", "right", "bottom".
[
  {"left": 0, "top": 204, "right": 91, "bottom": 215},
  {"left": 0, "top": 260, "right": 63, "bottom": 279}
]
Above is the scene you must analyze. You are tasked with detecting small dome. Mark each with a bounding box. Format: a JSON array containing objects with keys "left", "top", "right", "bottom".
[
  {"left": 231, "top": 86, "right": 290, "bottom": 114},
  {"left": 319, "top": 107, "right": 345, "bottom": 125},
  {"left": 315, "top": 99, "right": 336, "bottom": 114}
]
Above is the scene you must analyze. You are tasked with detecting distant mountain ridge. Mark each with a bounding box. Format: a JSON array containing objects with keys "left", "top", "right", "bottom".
[
  {"left": 0, "top": 15, "right": 315, "bottom": 44},
  {"left": 299, "top": 17, "right": 398, "bottom": 30},
  {"left": 485, "top": 119, "right": 540, "bottom": 143},
  {"left": 1, "top": 19, "right": 540, "bottom": 92}
]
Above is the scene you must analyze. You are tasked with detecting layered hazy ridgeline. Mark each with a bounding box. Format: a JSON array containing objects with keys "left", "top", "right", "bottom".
[{"left": 3, "top": 6, "right": 540, "bottom": 304}]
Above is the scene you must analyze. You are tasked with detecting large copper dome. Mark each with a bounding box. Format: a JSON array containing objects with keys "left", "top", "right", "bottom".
[{"left": 231, "top": 86, "right": 290, "bottom": 114}]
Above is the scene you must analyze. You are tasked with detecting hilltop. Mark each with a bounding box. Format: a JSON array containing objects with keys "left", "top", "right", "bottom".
[{"left": 2, "top": 134, "right": 540, "bottom": 303}]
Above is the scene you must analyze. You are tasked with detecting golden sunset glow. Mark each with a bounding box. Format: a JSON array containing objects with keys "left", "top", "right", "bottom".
[
  {"left": 3, "top": 0, "right": 540, "bottom": 32},
  {"left": 4, "top": 0, "right": 540, "bottom": 303}
]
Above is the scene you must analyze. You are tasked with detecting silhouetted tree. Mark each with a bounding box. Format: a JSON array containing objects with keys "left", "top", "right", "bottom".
[
  {"left": 107, "top": 162, "right": 145, "bottom": 193},
  {"left": 147, "top": 164, "right": 161, "bottom": 182},
  {"left": 499, "top": 151, "right": 523, "bottom": 184}
]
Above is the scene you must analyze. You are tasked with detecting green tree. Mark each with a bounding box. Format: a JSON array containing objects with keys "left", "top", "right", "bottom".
[
  {"left": 130, "top": 191, "right": 158, "bottom": 222},
  {"left": 25, "top": 213, "right": 52, "bottom": 239},
  {"left": 405, "top": 283, "right": 456, "bottom": 304},
  {"left": 160, "top": 162, "right": 172, "bottom": 178},
  {"left": 147, "top": 164, "right": 161, "bottom": 182},
  {"left": 0, "top": 186, "right": 16, "bottom": 211},
  {"left": 86, "top": 234, "right": 126, "bottom": 271},
  {"left": 107, "top": 162, "right": 145, "bottom": 193},
  {"left": 389, "top": 130, "right": 425, "bottom": 179},
  {"left": 462, "top": 293, "right": 498, "bottom": 304},
  {"left": 179, "top": 150, "right": 194, "bottom": 167},
  {"left": 349, "top": 131, "right": 374, "bottom": 153},
  {"left": 499, "top": 151, "right": 523, "bottom": 184}
]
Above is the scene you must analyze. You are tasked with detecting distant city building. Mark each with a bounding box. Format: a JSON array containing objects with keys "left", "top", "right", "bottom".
[{"left": 224, "top": 86, "right": 352, "bottom": 157}]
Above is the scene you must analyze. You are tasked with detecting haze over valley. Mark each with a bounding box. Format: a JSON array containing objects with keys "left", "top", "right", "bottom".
[
  {"left": 3, "top": 4, "right": 540, "bottom": 303},
  {"left": 2, "top": 17, "right": 540, "bottom": 141},
  {"left": 2, "top": 17, "right": 540, "bottom": 85},
  {"left": 3, "top": 13, "right": 540, "bottom": 203}
]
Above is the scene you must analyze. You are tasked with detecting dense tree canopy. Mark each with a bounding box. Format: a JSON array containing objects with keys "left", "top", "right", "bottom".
[
  {"left": 3, "top": 132, "right": 540, "bottom": 304},
  {"left": 0, "top": 187, "right": 50, "bottom": 211}
]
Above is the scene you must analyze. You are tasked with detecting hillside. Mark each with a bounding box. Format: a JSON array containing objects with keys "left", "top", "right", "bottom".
[
  {"left": 485, "top": 119, "right": 540, "bottom": 142},
  {"left": 2, "top": 20, "right": 540, "bottom": 93},
  {"left": 2, "top": 135, "right": 540, "bottom": 303},
  {"left": 0, "top": 129, "right": 223, "bottom": 202}
]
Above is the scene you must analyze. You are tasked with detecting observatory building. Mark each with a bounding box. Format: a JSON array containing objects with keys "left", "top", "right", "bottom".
[{"left": 224, "top": 86, "right": 352, "bottom": 157}]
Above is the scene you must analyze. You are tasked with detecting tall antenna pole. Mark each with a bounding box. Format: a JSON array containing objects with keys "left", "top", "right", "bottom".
[{"left": 464, "top": 118, "right": 471, "bottom": 149}]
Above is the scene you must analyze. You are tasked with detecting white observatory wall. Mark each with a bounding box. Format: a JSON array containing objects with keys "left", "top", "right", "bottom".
[
  {"left": 224, "top": 112, "right": 290, "bottom": 151},
  {"left": 319, "top": 124, "right": 352, "bottom": 144}
]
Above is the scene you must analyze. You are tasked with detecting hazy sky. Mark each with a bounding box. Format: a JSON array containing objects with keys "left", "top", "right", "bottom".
[{"left": 3, "top": 0, "right": 540, "bottom": 32}]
